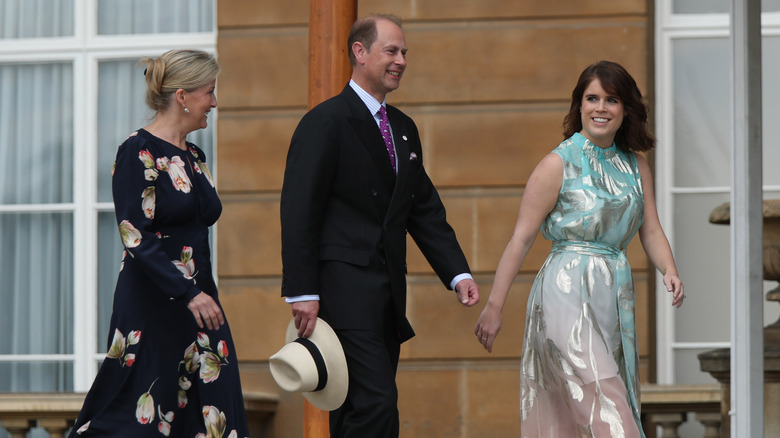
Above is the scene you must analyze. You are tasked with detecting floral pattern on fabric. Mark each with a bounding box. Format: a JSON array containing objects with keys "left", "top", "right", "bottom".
[
  {"left": 131, "top": 333, "right": 239, "bottom": 436},
  {"left": 106, "top": 329, "right": 141, "bottom": 367},
  {"left": 173, "top": 246, "right": 198, "bottom": 281},
  {"left": 68, "top": 129, "right": 247, "bottom": 438}
]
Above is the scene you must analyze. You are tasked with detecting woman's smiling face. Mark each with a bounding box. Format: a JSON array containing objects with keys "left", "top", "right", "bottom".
[{"left": 579, "top": 78, "right": 624, "bottom": 148}]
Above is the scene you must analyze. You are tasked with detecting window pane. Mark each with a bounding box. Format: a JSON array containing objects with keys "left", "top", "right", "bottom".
[
  {"left": 97, "top": 211, "right": 124, "bottom": 351},
  {"left": 0, "top": 212, "right": 74, "bottom": 392},
  {"left": 673, "top": 191, "right": 780, "bottom": 342},
  {"left": 98, "top": 0, "right": 213, "bottom": 35},
  {"left": 673, "top": 35, "right": 780, "bottom": 189},
  {"left": 673, "top": 0, "right": 780, "bottom": 14},
  {"left": 0, "top": 0, "right": 74, "bottom": 39},
  {"left": 674, "top": 348, "right": 719, "bottom": 384},
  {"left": 763, "top": 37, "right": 780, "bottom": 186},
  {"left": 673, "top": 0, "right": 728, "bottom": 14},
  {"left": 0, "top": 361, "right": 73, "bottom": 391},
  {"left": 672, "top": 37, "right": 730, "bottom": 188},
  {"left": 673, "top": 193, "right": 731, "bottom": 343},
  {"left": 97, "top": 60, "right": 148, "bottom": 203},
  {"left": 0, "top": 62, "right": 73, "bottom": 204},
  {"left": 97, "top": 59, "right": 215, "bottom": 203}
]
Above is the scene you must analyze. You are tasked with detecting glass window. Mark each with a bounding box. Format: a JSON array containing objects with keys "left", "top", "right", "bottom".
[
  {"left": 0, "top": 62, "right": 75, "bottom": 392},
  {"left": 658, "top": 0, "right": 780, "bottom": 387},
  {"left": 762, "top": 37, "right": 780, "bottom": 186},
  {"left": 672, "top": 193, "right": 731, "bottom": 344},
  {"left": 0, "top": 0, "right": 215, "bottom": 396},
  {"left": 673, "top": 0, "right": 780, "bottom": 14},
  {"left": 0, "top": 0, "right": 74, "bottom": 39},
  {"left": 0, "top": 63, "right": 74, "bottom": 204},
  {"left": 672, "top": 38, "right": 730, "bottom": 188},
  {"left": 98, "top": 0, "right": 214, "bottom": 35},
  {"left": 97, "top": 211, "right": 123, "bottom": 350},
  {"left": 0, "top": 212, "right": 74, "bottom": 390}
]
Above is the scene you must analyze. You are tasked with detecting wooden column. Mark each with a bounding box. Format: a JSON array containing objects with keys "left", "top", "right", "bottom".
[
  {"left": 305, "top": 0, "right": 356, "bottom": 437},
  {"left": 308, "top": 0, "right": 356, "bottom": 108}
]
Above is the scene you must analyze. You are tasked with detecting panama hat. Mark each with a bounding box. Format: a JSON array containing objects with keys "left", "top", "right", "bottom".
[{"left": 269, "top": 318, "right": 348, "bottom": 411}]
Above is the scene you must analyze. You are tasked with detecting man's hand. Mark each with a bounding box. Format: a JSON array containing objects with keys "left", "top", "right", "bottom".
[
  {"left": 291, "top": 300, "right": 320, "bottom": 338},
  {"left": 455, "top": 278, "right": 480, "bottom": 307}
]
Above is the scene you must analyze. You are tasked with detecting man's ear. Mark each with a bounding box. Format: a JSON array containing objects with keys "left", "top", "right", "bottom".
[{"left": 352, "top": 42, "right": 366, "bottom": 65}]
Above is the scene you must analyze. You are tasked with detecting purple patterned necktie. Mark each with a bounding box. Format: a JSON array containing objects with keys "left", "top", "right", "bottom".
[{"left": 378, "top": 106, "right": 396, "bottom": 172}]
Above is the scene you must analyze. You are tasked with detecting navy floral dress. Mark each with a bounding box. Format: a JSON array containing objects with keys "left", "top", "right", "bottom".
[{"left": 70, "top": 129, "right": 249, "bottom": 438}]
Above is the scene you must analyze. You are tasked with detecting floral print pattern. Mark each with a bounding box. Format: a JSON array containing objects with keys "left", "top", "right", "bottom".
[
  {"left": 70, "top": 131, "right": 244, "bottom": 437},
  {"left": 136, "top": 379, "right": 157, "bottom": 424},
  {"left": 106, "top": 329, "right": 141, "bottom": 367},
  {"left": 131, "top": 332, "right": 238, "bottom": 436},
  {"left": 157, "top": 156, "right": 192, "bottom": 193},
  {"left": 195, "top": 161, "right": 215, "bottom": 187},
  {"left": 119, "top": 220, "right": 142, "bottom": 248},
  {"left": 173, "top": 246, "right": 198, "bottom": 280},
  {"left": 142, "top": 187, "right": 156, "bottom": 219}
]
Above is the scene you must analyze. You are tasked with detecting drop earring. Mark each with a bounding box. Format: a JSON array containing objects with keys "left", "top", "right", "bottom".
[{"left": 183, "top": 106, "right": 190, "bottom": 113}]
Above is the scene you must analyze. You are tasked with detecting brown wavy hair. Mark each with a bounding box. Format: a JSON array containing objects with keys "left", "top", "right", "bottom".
[{"left": 562, "top": 61, "right": 655, "bottom": 152}]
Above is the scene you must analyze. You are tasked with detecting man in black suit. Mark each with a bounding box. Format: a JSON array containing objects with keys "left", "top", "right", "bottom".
[{"left": 280, "top": 14, "right": 480, "bottom": 437}]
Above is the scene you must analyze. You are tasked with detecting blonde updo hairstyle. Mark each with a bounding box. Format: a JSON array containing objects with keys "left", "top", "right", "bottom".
[{"left": 138, "top": 49, "right": 220, "bottom": 113}]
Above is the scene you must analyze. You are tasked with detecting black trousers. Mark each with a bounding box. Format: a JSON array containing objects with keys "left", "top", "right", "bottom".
[{"left": 329, "top": 328, "right": 401, "bottom": 438}]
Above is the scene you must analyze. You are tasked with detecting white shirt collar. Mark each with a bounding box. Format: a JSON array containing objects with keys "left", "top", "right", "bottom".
[{"left": 349, "top": 79, "right": 385, "bottom": 118}]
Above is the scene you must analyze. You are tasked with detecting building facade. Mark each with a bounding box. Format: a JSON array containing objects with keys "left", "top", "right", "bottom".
[{"left": 2, "top": 0, "right": 779, "bottom": 437}]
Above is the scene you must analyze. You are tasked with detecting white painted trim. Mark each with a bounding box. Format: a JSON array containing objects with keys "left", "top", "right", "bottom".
[
  {"left": 670, "top": 342, "right": 731, "bottom": 349},
  {"left": 0, "top": 204, "right": 76, "bottom": 212},
  {"left": 0, "top": 355, "right": 78, "bottom": 362},
  {"left": 654, "top": 0, "right": 676, "bottom": 384}
]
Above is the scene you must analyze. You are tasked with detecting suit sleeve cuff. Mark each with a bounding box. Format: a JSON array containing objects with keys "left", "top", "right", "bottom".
[
  {"left": 284, "top": 294, "right": 320, "bottom": 303},
  {"left": 450, "top": 273, "right": 473, "bottom": 291}
]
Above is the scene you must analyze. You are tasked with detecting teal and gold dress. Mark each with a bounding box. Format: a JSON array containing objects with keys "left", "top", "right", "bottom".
[{"left": 520, "top": 132, "right": 646, "bottom": 437}]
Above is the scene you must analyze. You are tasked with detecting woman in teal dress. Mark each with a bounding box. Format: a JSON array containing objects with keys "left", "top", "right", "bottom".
[{"left": 474, "top": 61, "right": 685, "bottom": 437}]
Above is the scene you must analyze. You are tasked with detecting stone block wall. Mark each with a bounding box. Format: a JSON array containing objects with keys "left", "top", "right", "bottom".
[{"left": 215, "top": 1, "right": 654, "bottom": 436}]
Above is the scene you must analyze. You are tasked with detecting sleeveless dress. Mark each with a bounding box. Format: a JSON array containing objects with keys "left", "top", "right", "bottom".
[
  {"left": 69, "top": 129, "right": 249, "bottom": 438},
  {"left": 520, "top": 132, "right": 645, "bottom": 437}
]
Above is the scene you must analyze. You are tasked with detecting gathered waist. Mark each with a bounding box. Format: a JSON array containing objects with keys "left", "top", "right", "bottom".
[{"left": 551, "top": 241, "right": 624, "bottom": 259}]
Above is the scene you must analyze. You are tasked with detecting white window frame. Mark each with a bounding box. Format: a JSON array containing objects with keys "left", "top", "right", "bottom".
[
  {"left": 0, "top": 0, "right": 216, "bottom": 391},
  {"left": 654, "top": 0, "right": 780, "bottom": 383}
]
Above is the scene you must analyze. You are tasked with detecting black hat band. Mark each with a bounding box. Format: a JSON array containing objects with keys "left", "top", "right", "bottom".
[{"left": 294, "top": 337, "right": 328, "bottom": 392}]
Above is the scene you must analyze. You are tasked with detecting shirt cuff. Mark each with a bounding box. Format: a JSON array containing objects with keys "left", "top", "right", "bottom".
[
  {"left": 450, "top": 273, "right": 473, "bottom": 291},
  {"left": 284, "top": 294, "right": 320, "bottom": 303}
]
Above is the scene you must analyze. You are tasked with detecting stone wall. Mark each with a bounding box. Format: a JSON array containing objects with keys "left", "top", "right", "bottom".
[{"left": 215, "top": 1, "right": 654, "bottom": 436}]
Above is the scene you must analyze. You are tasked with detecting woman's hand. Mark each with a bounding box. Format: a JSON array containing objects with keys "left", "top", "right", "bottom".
[
  {"left": 664, "top": 272, "right": 685, "bottom": 308},
  {"left": 474, "top": 302, "right": 503, "bottom": 353},
  {"left": 187, "top": 292, "right": 225, "bottom": 330}
]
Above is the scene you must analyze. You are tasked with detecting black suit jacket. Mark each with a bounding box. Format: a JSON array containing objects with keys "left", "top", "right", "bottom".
[{"left": 280, "top": 85, "right": 470, "bottom": 342}]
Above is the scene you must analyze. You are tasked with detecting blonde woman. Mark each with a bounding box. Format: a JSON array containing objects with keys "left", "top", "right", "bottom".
[{"left": 70, "top": 49, "right": 248, "bottom": 437}]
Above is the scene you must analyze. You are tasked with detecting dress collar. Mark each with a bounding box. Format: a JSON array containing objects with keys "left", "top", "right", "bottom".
[{"left": 572, "top": 132, "right": 617, "bottom": 159}]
